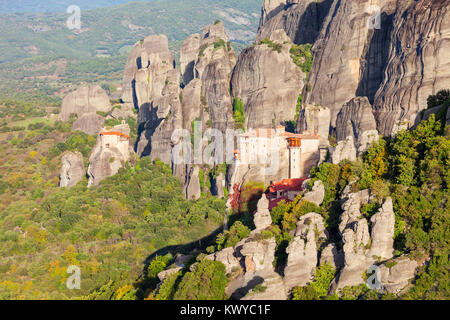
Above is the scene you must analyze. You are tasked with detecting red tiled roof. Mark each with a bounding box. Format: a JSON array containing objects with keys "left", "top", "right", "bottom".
[
  {"left": 100, "top": 131, "right": 130, "bottom": 139},
  {"left": 269, "top": 178, "right": 306, "bottom": 193}
]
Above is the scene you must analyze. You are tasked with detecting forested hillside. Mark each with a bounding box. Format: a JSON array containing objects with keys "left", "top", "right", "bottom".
[{"left": 0, "top": 0, "right": 261, "bottom": 104}]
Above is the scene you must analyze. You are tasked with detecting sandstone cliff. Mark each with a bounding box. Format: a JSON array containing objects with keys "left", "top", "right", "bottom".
[
  {"left": 59, "top": 152, "right": 85, "bottom": 188},
  {"left": 231, "top": 29, "right": 305, "bottom": 129}
]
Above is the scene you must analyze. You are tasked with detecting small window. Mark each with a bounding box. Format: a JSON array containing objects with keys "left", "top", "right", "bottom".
[{"left": 106, "top": 143, "right": 110, "bottom": 148}]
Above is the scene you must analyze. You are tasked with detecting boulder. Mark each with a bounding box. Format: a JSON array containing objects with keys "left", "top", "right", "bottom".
[
  {"left": 72, "top": 113, "right": 105, "bottom": 135},
  {"left": 60, "top": 85, "right": 112, "bottom": 122},
  {"left": 302, "top": 180, "right": 325, "bottom": 206},
  {"left": 59, "top": 152, "right": 85, "bottom": 188},
  {"left": 206, "top": 247, "right": 241, "bottom": 275},
  {"left": 379, "top": 256, "right": 419, "bottom": 295},
  {"left": 331, "top": 136, "right": 357, "bottom": 164}
]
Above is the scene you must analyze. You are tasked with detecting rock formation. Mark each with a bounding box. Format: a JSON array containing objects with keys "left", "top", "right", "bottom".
[
  {"left": 72, "top": 113, "right": 105, "bottom": 136},
  {"left": 284, "top": 213, "right": 327, "bottom": 289},
  {"left": 302, "top": 180, "right": 325, "bottom": 206},
  {"left": 335, "top": 96, "right": 379, "bottom": 155},
  {"left": 59, "top": 152, "right": 85, "bottom": 188},
  {"left": 60, "top": 85, "right": 112, "bottom": 122},
  {"left": 296, "top": 104, "right": 331, "bottom": 145},
  {"left": 231, "top": 29, "right": 305, "bottom": 129},
  {"left": 257, "top": 0, "right": 333, "bottom": 45},
  {"left": 373, "top": 0, "right": 450, "bottom": 135},
  {"left": 330, "top": 196, "right": 395, "bottom": 293},
  {"left": 184, "top": 166, "right": 201, "bottom": 201},
  {"left": 378, "top": 256, "right": 419, "bottom": 294},
  {"left": 331, "top": 136, "right": 357, "bottom": 164},
  {"left": 180, "top": 34, "right": 201, "bottom": 86},
  {"left": 253, "top": 195, "right": 272, "bottom": 232},
  {"left": 87, "top": 124, "right": 131, "bottom": 187}
]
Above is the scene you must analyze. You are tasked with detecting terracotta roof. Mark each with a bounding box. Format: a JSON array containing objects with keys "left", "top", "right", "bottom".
[
  {"left": 100, "top": 131, "right": 130, "bottom": 139},
  {"left": 269, "top": 178, "right": 306, "bottom": 193}
]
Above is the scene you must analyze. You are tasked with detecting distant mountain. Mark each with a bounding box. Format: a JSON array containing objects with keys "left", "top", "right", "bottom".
[
  {"left": 0, "top": 0, "right": 148, "bottom": 13},
  {"left": 0, "top": 0, "right": 261, "bottom": 63}
]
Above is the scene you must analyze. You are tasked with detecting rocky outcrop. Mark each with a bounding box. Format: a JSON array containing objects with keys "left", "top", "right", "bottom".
[
  {"left": 369, "top": 198, "right": 395, "bottom": 260},
  {"left": 296, "top": 104, "right": 330, "bottom": 145},
  {"left": 59, "top": 152, "right": 85, "bottom": 188},
  {"left": 194, "top": 22, "right": 236, "bottom": 133},
  {"left": 302, "top": 180, "right": 325, "bottom": 206},
  {"left": 184, "top": 166, "right": 201, "bottom": 201},
  {"left": 212, "top": 172, "right": 225, "bottom": 198},
  {"left": 335, "top": 97, "right": 379, "bottom": 155},
  {"left": 207, "top": 247, "right": 241, "bottom": 275},
  {"left": 331, "top": 136, "right": 357, "bottom": 164},
  {"left": 330, "top": 197, "right": 395, "bottom": 293},
  {"left": 60, "top": 85, "right": 112, "bottom": 122},
  {"left": 259, "top": 0, "right": 287, "bottom": 27},
  {"left": 284, "top": 213, "right": 327, "bottom": 289},
  {"left": 373, "top": 0, "right": 450, "bottom": 135},
  {"left": 180, "top": 34, "right": 201, "bottom": 86},
  {"left": 253, "top": 195, "right": 272, "bottom": 231},
  {"left": 87, "top": 124, "right": 131, "bottom": 187},
  {"left": 231, "top": 29, "right": 305, "bottom": 129},
  {"left": 257, "top": 0, "right": 333, "bottom": 45},
  {"left": 320, "top": 243, "right": 344, "bottom": 269},
  {"left": 227, "top": 237, "right": 288, "bottom": 300},
  {"left": 379, "top": 256, "right": 419, "bottom": 294},
  {"left": 72, "top": 113, "right": 105, "bottom": 136}
]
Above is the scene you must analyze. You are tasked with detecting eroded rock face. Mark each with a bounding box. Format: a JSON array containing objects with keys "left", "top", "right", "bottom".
[
  {"left": 231, "top": 29, "right": 305, "bottom": 129},
  {"left": 59, "top": 152, "right": 85, "bottom": 188},
  {"left": 72, "top": 113, "right": 105, "bottom": 136},
  {"left": 370, "top": 197, "right": 395, "bottom": 260},
  {"left": 257, "top": 0, "right": 333, "bottom": 45},
  {"left": 296, "top": 104, "right": 331, "bottom": 145},
  {"left": 60, "top": 85, "right": 112, "bottom": 122},
  {"left": 302, "top": 180, "right": 325, "bottom": 206},
  {"left": 284, "top": 213, "right": 327, "bottom": 289},
  {"left": 335, "top": 96, "right": 379, "bottom": 155},
  {"left": 331, "top": 136, "right": 357, "bottom": 164},
  {"left": 253, "top": 195, "right": 272, "bottom": 231},
  {"left": 194, "top": 22, "right": 236, "bottom": 133},
  {"left": 180, "top": 34, "right": 201, "bottom": 86},
  {"left": 379, "top": 256, "right": 419, "bottom": 294},
  {"left": 184, "top": 166, "right": 201, "bottom": 201},
  {"left": 87, "top": 124, "right": 131, "bottom": 187},
  {"left": 259, "top": 0, "right": 288, "bottom": 27},
  {"left": 331, "top": 197, "right": 395, "bottom": 293},
  {"left": 373, "top": 0, "right": 450, "bottom": 135}
]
